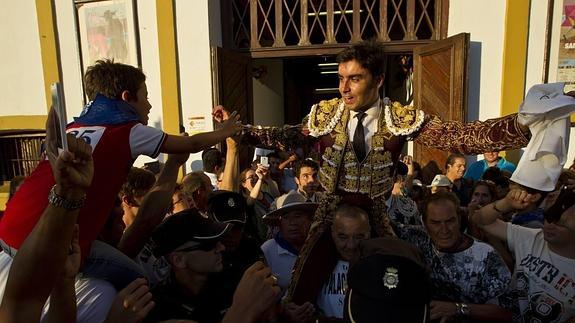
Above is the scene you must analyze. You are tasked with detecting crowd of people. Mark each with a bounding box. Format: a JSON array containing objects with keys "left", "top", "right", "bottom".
[{"left": 0, "top": 39, "right": 574, "bottom": 323}]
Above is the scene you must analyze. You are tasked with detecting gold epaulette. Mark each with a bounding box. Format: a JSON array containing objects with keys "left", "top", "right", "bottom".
[
  {"left": 307, "top": 98, "right": 345, "bottom": 137},
  {"left": 384, "top": 101, "right": 426, "bottom": 136}
]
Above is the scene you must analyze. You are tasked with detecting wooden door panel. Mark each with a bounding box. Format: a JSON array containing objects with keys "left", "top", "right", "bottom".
[
  {"left": 211, "top": 47, "right": 254, "bottom": 171},
  {"left": 413, "top": 32, "right": 469, "bottom": 183},
  {"left": 212, "top": 47, "right": 253, "bottom": 124}
]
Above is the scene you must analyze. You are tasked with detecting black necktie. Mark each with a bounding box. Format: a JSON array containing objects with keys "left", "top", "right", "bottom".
[{"left": 353, "top": 112, "right": 367, "bottom": 162}]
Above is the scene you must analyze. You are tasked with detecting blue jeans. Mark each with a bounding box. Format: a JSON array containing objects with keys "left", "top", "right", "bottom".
[{"left": 80, "top": 240, "right": 145, "bottom": 291}]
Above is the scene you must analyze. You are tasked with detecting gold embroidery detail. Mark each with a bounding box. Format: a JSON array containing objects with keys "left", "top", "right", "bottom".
[
  {"left": 334, "top": 140, "right": 394, "bottom": 196},
  {"left": 308, "top": 98, "right": 343, "bottom": 137},
  {"left": 385, "top": 101, "right": 425, "bottom": 136}
]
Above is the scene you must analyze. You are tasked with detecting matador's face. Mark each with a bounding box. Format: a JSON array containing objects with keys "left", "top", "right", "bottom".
[{"left": 338, "top": 59, "right": 383, "bottom": 112}]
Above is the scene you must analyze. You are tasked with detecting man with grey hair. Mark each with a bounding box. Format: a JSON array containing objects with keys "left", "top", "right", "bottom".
[{"left": 284, "top": 204, "right": 371, "bottom": 322}]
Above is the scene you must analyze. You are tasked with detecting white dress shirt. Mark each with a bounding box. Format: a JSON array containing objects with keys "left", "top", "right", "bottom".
[
  {"left": 348, "top": 99, "right": 382, "bottom": 154},
  {"left": 204, "top": 171, "right": 219, "bottom": 190}
]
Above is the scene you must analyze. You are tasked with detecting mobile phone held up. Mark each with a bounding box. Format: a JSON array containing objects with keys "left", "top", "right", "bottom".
[
  {"left": 51, "top": 82, "right": 68, "bottom": 153},
  {"left": 260, "top": 156, "right": 269, "bottom": 167}
]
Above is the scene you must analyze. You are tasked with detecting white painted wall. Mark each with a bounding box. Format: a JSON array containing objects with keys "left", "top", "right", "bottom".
[
  {"left": 175, "top": 0, "right": 221, "bottom": 172},
  {"left": 137, "top": 0, "right": 163, "bottom": 138},
  {"left": 526, "top": 0, "right": 575, "bottom": 168},
  {"left": 133, "top": 0, "right": 164, "bottom": 166},
  {"left": 0, "top": 1, "right": 46, "bottom": 116},
  {"left": 525, "top": 0, "right": 548, "bottom": 92},
  {"left": 448, "top": 0, "right": 507, "bottom": 123},
  {"left": 253, "top": 59, "right": 284, "bottom": 126},
  {"left": 53, "top": 0, "right": 84, "bottom": 121}
]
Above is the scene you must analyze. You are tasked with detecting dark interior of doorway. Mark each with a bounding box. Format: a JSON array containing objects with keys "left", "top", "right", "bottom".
[
  {"left": 283, "top": 56, "right": 338, "bottom": 125},
  {"left": 283, "top": 54, "right": 414, "bottom": 125}
]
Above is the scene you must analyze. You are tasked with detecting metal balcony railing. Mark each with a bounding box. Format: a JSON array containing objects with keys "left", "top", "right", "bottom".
[{"left": 227, "top": 0, "right": 448, "bottom": 50}]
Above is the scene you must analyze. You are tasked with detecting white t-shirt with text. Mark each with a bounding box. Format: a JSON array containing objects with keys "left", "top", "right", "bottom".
[
  {"left": 503, "top": 224, "right": 575, "bottom": 322},
  {"left": 316, "top": 260, "right": 349, "bottom": 319}
]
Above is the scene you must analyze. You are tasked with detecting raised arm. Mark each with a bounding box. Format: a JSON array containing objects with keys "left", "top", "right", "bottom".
[
  {"left": 213, "top": 103, "right": 313, "bottom": 152},
  {"left": 161, "top": 112, "right": 241, "bottom": 154},
  {"left": 118, "top": 149, "right": 189, "bottom": 258},
  {"left": 219, "top": 137, "right": 240, "bottom": 192},
  {"left": 279, "top": 153, "right": 297, "bottom": 171},
  {"left": 472, "top": 188, "right": 540, "bottom": 241},
  {"left": 414, "top": 113, "right": 530, "bottom": 155},
  {"left": 246, "top": 165, "right": 268, "bottom": 205},
  {"left": 44, "top": 225, "right": 81, "bottom": 323},
  {"left": 241, "top": 124, "right": 312, "bottom": 152},
  {"left": 402, "top": 155, "right": 415, "bottom": 193}
]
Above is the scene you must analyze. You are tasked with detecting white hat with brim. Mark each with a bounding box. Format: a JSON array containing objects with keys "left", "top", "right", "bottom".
[
  {"left": 263, "top": 191, "right": 318, "bottom": 226},
  {"left": 427, "top": 175, "right": 452, "bottom": 188}
]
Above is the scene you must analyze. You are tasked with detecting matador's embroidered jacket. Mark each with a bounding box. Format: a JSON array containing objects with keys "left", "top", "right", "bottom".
[{"left": 245, "top": 97, "right": 528, "bottom": 199}]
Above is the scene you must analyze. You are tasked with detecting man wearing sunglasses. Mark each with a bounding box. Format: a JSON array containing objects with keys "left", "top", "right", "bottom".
[
  {"left": 474, "top": 188, "right": 575, "bottom": 322},
  {"left": 145, "top": 209, "right": 231, "bottom": 322},
  {"left": 146, "top": 208, "right": 281, "bottom": 322},
  {"left": 203, "top": 191, "right": 262, "bottom": 314}
]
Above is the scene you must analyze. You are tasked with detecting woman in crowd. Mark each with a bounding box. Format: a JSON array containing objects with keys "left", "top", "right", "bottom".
[
  {"left": 467, "top": 180, "right": 515, "bottom": 270},
  {"left": 240, "top": 165, "right": 275, "bottom": 243}
]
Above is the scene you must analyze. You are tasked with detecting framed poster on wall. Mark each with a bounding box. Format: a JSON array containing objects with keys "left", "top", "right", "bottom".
[
  {"left": 76, "top": 0, "right": 140, "bottom": 73},
  {"left": 557, "top": 0, "right": 575, "bottom": 92},
  {"left": 544, "top": 0, "right": 575, "bottom": 122}
]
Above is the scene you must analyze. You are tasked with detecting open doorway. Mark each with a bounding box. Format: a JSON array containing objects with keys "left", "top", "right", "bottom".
[
  {"left": 284, "top": 56, "right": 339, "bottom": 124},
  {"left": 254, "top": 54, "right": 415, "bottom": 126},
  {"left": 385, "top": 54, "right": 414, "bottom": 106}
]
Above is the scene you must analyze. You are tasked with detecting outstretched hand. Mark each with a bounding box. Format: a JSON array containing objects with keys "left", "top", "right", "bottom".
[
  {"left": 212, "top": 105, "right": 230, "bottom": 123},
  {"left": 220, "top": 112, "right": 242, "bottom": 139},
  {"left": 213, "top": 105, "right": 242, "bottom": 137},
  {"left": 45, "top": 107, "right": 94, "bottom": 194}
]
